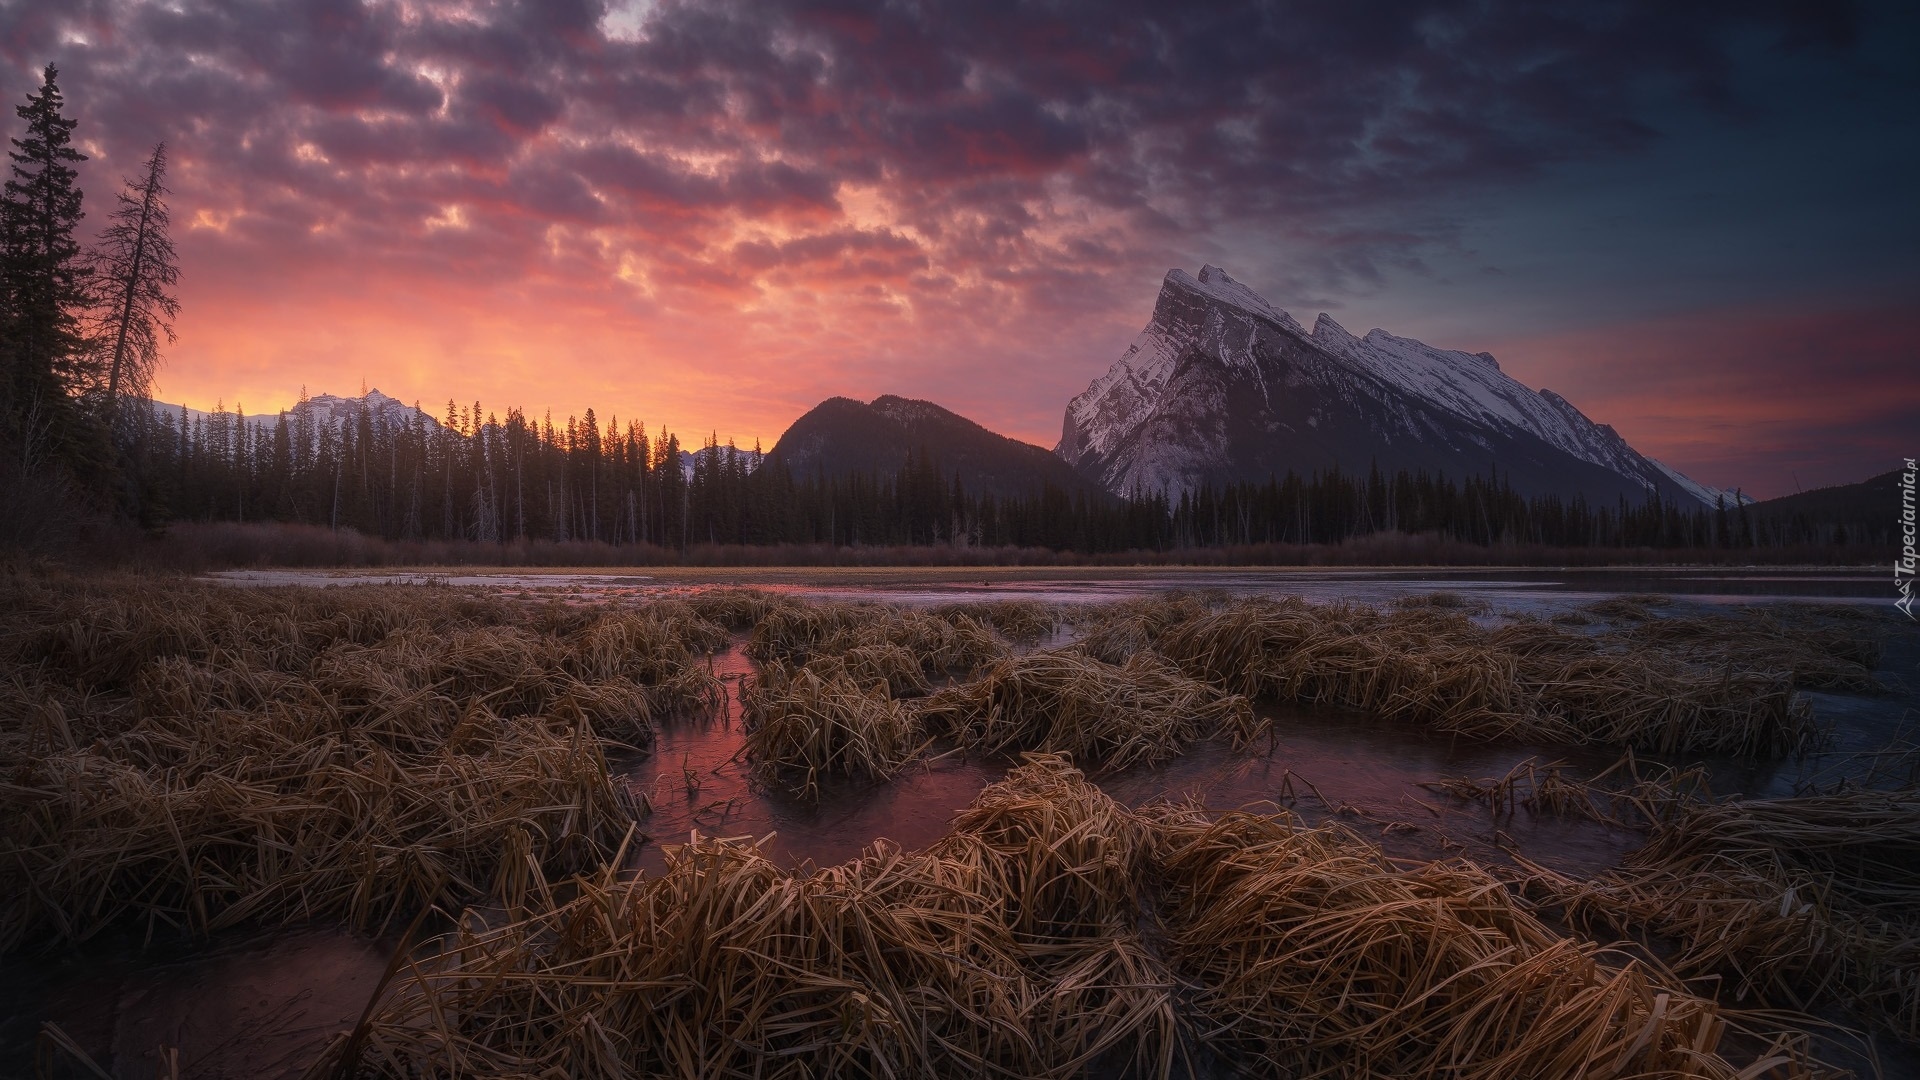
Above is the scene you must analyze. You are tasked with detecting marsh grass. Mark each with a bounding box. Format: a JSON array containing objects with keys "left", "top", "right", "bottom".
[
  {"left": 748, "top": 601, "right": 1008, "bottom": 674},
  {"left": 931, "top": 599, "right": 1065, "bottom": 645},
  {"left": 1153, "top": 598, "right": 1831, "bottom": 756},
  {"left": 913, "top": 648, "right": 1266, "bottom": 771},
  {"left": 741, "top": 660, "right": 923, "bottom": 798},
  {"left": 1524, "top": 788, "right": 1920, "bottom": 1042},
  {"left": 327, "top": 758, "right": 1815, "bottom": 1079},
  {"left": 0, "top": 575, "right": 724, "bottom": 948},
  {"left": 330, "top": 758, "right": 1185, "bottom": 1080}
]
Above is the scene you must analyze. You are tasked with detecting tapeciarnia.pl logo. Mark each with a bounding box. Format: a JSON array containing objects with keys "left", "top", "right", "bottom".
[{"left": 1899, "top": 458, "right": 1917, "bottom": 620}]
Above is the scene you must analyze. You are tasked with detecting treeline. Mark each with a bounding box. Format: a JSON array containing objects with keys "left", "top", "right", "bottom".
[
  {"left": 129, "top": 395, "right": 1873, "bottom": 558},
  {"left": 1, "top": 64, "right": 179, "bottom": 549}
]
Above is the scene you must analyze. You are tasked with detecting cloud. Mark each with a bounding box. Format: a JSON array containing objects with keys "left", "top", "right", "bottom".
[{"left": 0, "top": 0, "right": 1902, "bottom": 490}]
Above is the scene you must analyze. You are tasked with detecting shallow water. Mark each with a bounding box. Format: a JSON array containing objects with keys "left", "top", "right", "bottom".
[
  {"left": 208, "top": 564, "right": 1895, "bottom": 617},
  {"left": 14, "top": 579, "right": 1919, "bottom": 1077}
]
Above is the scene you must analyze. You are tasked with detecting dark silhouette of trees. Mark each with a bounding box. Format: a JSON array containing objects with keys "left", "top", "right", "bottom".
[{"left": 1, "top": 64, "right": 92, "bottom": 479}]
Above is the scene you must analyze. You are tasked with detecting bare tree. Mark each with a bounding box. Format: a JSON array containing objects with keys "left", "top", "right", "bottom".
[{"left": 92, "top": 141, "right": 178, "bottom": 422}]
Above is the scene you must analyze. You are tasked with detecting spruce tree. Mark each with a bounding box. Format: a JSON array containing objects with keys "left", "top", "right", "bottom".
[{"left": 1, "top": 64, "right": 93, "bottom": 476}]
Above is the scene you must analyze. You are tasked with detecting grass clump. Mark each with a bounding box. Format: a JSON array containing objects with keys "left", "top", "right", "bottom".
[
  {"left": 914, "top": 648, "right": 1265, "bottom": 771},
  {"left": 330, "top": 757, "right": 1182, "bottom": 1080},
  {"left": 1525, "top": 788, "right": 1920, "bottom": 1041},
  {"left": 1148, "top": 805, "right": 1823, "bottom": 1079},
  {"left": 749, "top": 601, "right": 1008, "bottom": 675},
  {"left": 0, "top": 575, "right": 729, "bottom": 948},
  {"left": 741, "top": 661, "right": 923, "bottom": 798},
  {"left": 1152, "top": 598, "right": 1824, "bottom": 756},
  {"left": 328, "top": 758, "right": 1815, "bottom": 1079},
  {"left": 931, "top": 599, "right": 1064, "bottom": 644}
]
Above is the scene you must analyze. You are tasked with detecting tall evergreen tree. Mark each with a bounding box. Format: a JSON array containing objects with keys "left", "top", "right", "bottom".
[
  {"left": 1, "top": 64, "right": 92, "bottom": 475},
  {"left": 93, "top": 141, "right": 177, "bottom": 423}
]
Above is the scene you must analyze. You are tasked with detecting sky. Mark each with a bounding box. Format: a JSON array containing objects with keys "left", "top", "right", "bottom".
[{"left": 2, "top": 0, "right": 1915, "bottom": 497}]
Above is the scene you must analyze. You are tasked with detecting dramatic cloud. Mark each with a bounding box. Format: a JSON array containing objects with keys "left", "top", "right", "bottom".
[{"left": 0, "top": 0, "right": 1909, "bottom": 494}]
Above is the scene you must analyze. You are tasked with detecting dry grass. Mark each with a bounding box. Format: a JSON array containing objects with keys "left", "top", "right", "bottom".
[
  {"left": 913, "top": 648, "right": 1265, "bottom": 771},
  {"left": 932, "top": 599, "right": 1065, "bottom": 645},
  {"left": 0, "top": 574, "right": 727, "bottom": 948},
  {"left": 1426, "top": 754, "right": 1714, "bottom": 829},
  {"left": 1147, "top": 804, "right": 1825, "bottom": 1079},
  {"left": 741, "top": 660, "right": 923, "bottom": 798},
  {"left": 1392, "top": 589, "right": 1493, "bottom": 614},
  {"left": 1619, "top": 607, "right": 1885, "bottom": 692},
  {"left": 1071, "top": 592, "right": 1218, "bottom": 665},
  {"left": 748, "top": 600, "right": 1009, "bottom": 674},
  {"left": 324, "top": 758, "right": 1817, "bottom": 1079},
  {"left": 1151, "top": 598, "right": 1825, "bottom": 756},
  {"left": 1524, "top": 788, "right": 1920, "bottom": 1042},
  {"left": 327, "top": 757, "right": 1183, "bottom": 1080},
  {"left": 681, "top": 586, "right": 796, "bottom": 629}
]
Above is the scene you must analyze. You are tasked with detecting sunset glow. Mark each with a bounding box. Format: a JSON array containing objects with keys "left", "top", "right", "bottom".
[{"left": 7, "top": 0, "right": 1915, "bottom": 495}]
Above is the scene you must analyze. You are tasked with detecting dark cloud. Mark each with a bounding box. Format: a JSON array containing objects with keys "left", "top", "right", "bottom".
[{"left": 1, "top": 0, "right": 1875, "bottom": 297}]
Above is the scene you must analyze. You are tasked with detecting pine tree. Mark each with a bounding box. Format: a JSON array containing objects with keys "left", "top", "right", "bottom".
[
  {"left": 92, "top": 142, "right": 178, "bottom": 424},
  {"left": 1, "top": 64, "right": 93, "bottom": 475}
]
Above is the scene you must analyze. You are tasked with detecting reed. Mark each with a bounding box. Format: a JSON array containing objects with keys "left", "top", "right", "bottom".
[
  {"left": 330, "top": 757, "right": 1182, "bottom": 1080},
  {"left": 932, "top": 599, "right": 1064, "bottom": 644},
  {"left": 326, "top": 759, "right": 1817, "bottom": 1079},
  {"left": 1525, "top": 788, "right": 1920, "bottom": 1041},
  {"left": 913, "top": 648, "right": 1265, "bottom": 770},
  {"left": 740, "top": 660, "right": 923, "bottom": 798},
  {"left": 1147, "top": 804, "right": 1823, "bottom": 1079},
  {"left": 748, "top": 601, "right": 1008, "bottom": 674},
  {"left": 1152, "top": 598, "right": 1824, "bottom": 756},
  {"left": 0, "top": 575, "right": 731, "bottom": 949}
]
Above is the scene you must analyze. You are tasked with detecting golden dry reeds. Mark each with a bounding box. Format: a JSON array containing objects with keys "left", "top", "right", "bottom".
[
  {"left": 327, "top": 758, "right": 1817, "bottom": 1079},
  {"left": 932, "top": 599, "right": 1064, "bottom": 644},
  {"left": 328, "top": 757, "right": 1183, "bottom": 1080},
  {"left": 1152, "top": 598, "right": 1825, "bottom": 756},
  {"left": 1071, "top": 592, "right": 1217, "bottom": 664},
  {"left": 741, "top": 660, "right": 923, "bottom": 798},
  {"left": 1524, "top": 788, "right": 1920, "bottom": 1041},
  {"left": 1618, "top": 606, "right": 1886, "bottom": 692},
  {"left": 912, "top": 648, "right": 1265, "bottom": 770},
  {"left": 0, "top": 575, "right": 731, "bottom": 949},
  {"left": 1147, "top": 804, "right": 1824, "bottom": 1079},
  {"left": 748, "top": 600, "right": 1009, "bottom": 674}
]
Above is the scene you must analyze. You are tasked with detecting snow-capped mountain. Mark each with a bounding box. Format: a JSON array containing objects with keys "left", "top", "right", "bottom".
[
  {"left": 287, "top": 389, "right": 441, "bottom": 434},
  {"left": 1059, "top": 266, "right": 1734, "bottom": 506},
  {"left": 152, "top": 388, "right": 441, "bottom": 438},
  {"left": 678, "top": 444, "right": 764, "bottom": 480}
]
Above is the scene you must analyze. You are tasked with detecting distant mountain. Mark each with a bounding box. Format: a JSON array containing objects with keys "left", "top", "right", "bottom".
[
  {"left": 1748, "top": 469, "right": 1904, "bottom": 529},
  {"left": 152, "top": 388, "right": 441, "bottom": 438},
  {"left": 767, "top": 395, "right": 1105, "bottom": 500},
  {"left": 1059, "top": 266, "right": 1735, "bottom": 507},
  {"left": 678, "top": 444, "right": 764, "bottom": 480}
]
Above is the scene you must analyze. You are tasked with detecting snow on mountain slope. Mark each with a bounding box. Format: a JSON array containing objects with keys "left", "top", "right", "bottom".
[
  {"left": 152, "top": 388, "right": 441, "bottom": 437},
  {"left": 1651, "top": 458, "right": 1751, "bottom": 507},
  {"left": 1059, "top": 266, "right": 1731, "bottom": 506}
]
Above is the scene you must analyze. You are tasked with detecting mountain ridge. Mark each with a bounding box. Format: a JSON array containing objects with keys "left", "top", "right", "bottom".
[{"left": 1058, "top": 266, "right": 1737, "bottom": 507}]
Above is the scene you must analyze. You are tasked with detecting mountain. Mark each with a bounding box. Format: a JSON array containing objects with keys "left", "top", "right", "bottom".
[
  {"left": 152, "top": 388, "right": 441, "bottom": 438},
  {"left": 1058, "top": 266, "right": 1735, "bottom": 507},
  {"left": 1748, "top": 469, "right": 1903, "bottom": 530},
  {"left": 767, "top": 395, "right": 1106, "bottom": 500},
  {"left": 678, "top": 444, "right": 764, "bottom": 480}
]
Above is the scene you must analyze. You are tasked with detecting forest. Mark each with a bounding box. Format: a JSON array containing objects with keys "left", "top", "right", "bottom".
[{"left": 122, "top": 392, "right": 1870, "bottom": 561}]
